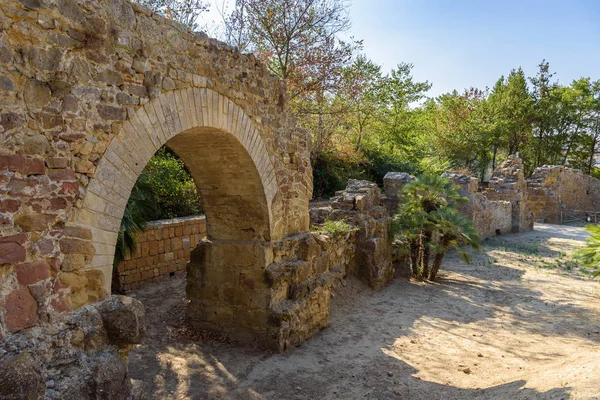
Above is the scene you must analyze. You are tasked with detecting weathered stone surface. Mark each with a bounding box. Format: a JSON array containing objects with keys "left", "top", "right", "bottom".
[
  {"left": 95, "top": 295, "right": 146, "bottom": 345},
  {"left": 0, "top": 353, "right": 45, "bottom": 400},
  {"left": 443, "top": 156, "right": 534, "bottom": 239},
  {"left": 0, "top": 154, "right": 45, "bottom": 175},
  {"left": 14, "top": 209, "right": 56, "bottom": 231},
  {"left": 5, "top": 286, "right": 39, "bottom": 332},
  {"left": 383, "top": 171, "right": 414, "bottom": 198},
  {"left": 0, "top": 296, "right": 147, "bottom": 400},
  {"left": 96, "top": 104, "right": 127, "bottom": 120},
  {"left": 59, "top": 237, "right": 95, "bottom": 255},
  {"left": 16, "top": 260, "right": 51, "bottom": 285},
  {"left": 0, "top": 233, "right": 27, "bottom": 264},
  {"left": 115, "top": 216, "right": 205, "bottom": 291},
  {"left": 91, "top": 351, "right": 129, "bottom": 399},
  {"left": 527, "top": 165, "right": 600, "bottom": 223},
  {"left": 24, "top": 79, "right": 52, "bottom": 107}
]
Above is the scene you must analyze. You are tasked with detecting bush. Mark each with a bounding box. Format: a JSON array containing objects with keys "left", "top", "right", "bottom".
[
  {"left": 313, "top": 218, "right": 358, "bottom": 238},
  {"left": 392, "top": 173, "right": 480, "bottom": 281},
  {"left": 574, "top": 225, "right": 600, "bottom": 278},
  {"left": 311, "top": 145, "right": 421, "bottom": 199}
]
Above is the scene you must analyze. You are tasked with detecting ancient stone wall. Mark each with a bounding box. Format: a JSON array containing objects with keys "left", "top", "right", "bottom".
[
  {"left": 115, "top": 215, "right": 206, "bottom": 291},
  {"left": 526, "top": 166, "right": 600, "bottom": 223},
  {"left": 483, "top": 156, "right": 534, "bottom": 233},
  {"left": 0, "top": 0, "right": 312, "bottom": 346}
]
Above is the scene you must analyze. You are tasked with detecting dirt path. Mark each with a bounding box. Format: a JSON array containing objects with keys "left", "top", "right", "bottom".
[{"left": 128, "top": 224, "right": 600, "bottom": 399}]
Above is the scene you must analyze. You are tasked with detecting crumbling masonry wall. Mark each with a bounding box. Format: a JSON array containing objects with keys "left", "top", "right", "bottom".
[
  {"left": 526, "top": 166, "right": 600, "bottom": 223},
  {"left": 439, "top": 157, "right": 533, "bottom": 239},
  {"left": 483, "top": 156, "right": 534, "bottom": 234},
  {"left": 383, "top": 163, "right": 533, "bottom": 241},
  {"left": 115, "top": 215, "right": 206, "bottom": 291},
  {"left": 441, "top": 172, "right": 513, "bottom": 239},
  {"left": 0, "top": 296, "right": 146, "bottom": 400}
]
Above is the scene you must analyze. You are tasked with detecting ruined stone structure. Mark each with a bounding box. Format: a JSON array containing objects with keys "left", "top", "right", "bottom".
[
  {"left": 442, "top": 172, "right": 513, "bottom": 239},
  {"left": 0, "top": 295, "right": 146, "bottom": 399},
  {"left": 441, "top": 156, "right": 534, "bottom": 239},
  {"left": 189, "top": 179, "right": 394, "bottom": 351},
  {"left": 0, "top": 0, "right": 319, "bottom": 392},
  {"left": 526, "top": 166, "right": 600, "bottom": 224},
  {"left": 382, "top": 171, "right": 414, "bottom": 213},
  {"left": 483, "top": 156, "right": 534, "bottom": 234},
  {"left": 115, "top": 215, "right": 207, "bottom": 291}
]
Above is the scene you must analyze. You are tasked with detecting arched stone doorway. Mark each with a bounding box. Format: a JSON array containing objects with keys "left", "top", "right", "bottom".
[
  {"left": 76, "top": 88, "right": 279, "bottom": 293},
  {"left": 76, "top": 88, "right": 302, "bottom": 347}
]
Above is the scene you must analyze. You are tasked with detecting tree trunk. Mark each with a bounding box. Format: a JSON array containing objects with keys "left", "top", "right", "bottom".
[
  {"left": 409, "top": 241, "right": 420, "bottom": 276},
  {"left": 587, "top": 133, "right": 598, "bottom": 175},
  {"left": 428, "top": 252, "right": 445, "bottom": 281},
  {"left": 421, "top": 231, "right": 432, "bottom": 279}
]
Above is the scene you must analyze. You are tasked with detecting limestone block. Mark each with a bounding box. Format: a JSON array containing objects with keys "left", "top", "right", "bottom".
[
  {"left": 95, "top": 295, "right": 146, "bottom": 345},
  {"left": 383, "top": 171, "right": 414, "bottom": 198}
]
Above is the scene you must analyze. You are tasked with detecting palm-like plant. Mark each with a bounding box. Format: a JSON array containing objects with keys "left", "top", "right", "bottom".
[
  {"left": 574, "top": 225, "right": 600, "bottom": 278},
  {"left": 113, "top": 177, "right": 157, "bottom": 270},
  {"left": 392, "top": 205, "right": 427, "bottom": 276},
  {"left": 428, "top": 208, "right": 481, "bottom": 281},
  {"left": 392, "top": 174, "right": 479, "bottom": 281}
]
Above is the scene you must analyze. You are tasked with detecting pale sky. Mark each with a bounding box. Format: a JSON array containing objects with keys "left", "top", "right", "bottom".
[{"left": 203, "top": 0, "right": 600, "bottom": 97}]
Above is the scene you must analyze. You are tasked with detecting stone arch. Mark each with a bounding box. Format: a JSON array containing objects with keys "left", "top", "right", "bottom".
[{"left": 74, "top": 88, "right": 279, "bottom": 295}]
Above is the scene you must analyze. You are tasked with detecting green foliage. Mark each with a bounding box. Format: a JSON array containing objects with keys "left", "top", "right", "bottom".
[
  {"left": 311, "top": 149, "right": 371, "bottom": 199},
  {"left": 574, "top": 225, "right": 600, "bottom": 278},
  {"left": 311, "top": 146, "right": 421, "bottom": 199},
  {"left": 392, "top": 174, "right": 480, "bottom": 281},
  {"left": 313, "top": 218, "right": 358, "bottom": 238},
  {"left": 140, "top": 147, "right": 203, "bottom": 220},
  {"left": 114, "top": 179, "right": 157, "bottom": 269},
  {"left": 113, "top": 147, "right": 202, "bottom": 290}
]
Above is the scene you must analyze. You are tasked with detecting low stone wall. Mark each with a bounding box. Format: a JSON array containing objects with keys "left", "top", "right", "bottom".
[
  {"left": 115, "top": 216, "right": 206, "bottom": 291},
  {"left": 441, "top": 173, "right": 513, "bottom": 239},
  {"left": 526, "top": 166, "right": 600, "bottom": 223}
]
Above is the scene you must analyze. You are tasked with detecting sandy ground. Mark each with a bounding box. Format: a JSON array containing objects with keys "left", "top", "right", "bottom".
[{"left": 128, "top": 224, "right": 600, "bottom": 400}]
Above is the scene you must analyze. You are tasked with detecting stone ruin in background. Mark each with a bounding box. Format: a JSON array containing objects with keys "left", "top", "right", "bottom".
[
  {"left": 443, "top": 156, "right": 534, "bottom": 239},
  {"left": 526, "top": 166, "right": 600, "bottom": 224},
  {"left": 382, "top": 156, "right": 535, "bottom": 240}
]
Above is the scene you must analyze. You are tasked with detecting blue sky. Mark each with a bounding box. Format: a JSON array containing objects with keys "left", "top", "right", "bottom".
[{"left": 206, "top": 0, "right": 600, "bottom": 97}]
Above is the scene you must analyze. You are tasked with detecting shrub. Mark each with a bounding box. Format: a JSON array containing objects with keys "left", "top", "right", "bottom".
[
  {"left": 313, "top": 218, "right": 358, "bottom": 238},
  {"left": 140, "top": 147, "right": 203, "bottom": 219},
  {"left": 574, "top": 225, "right": 600, "bottom": 278},
  {"left": 392, "top": 173, "right": 480, "bottom": 280}
]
